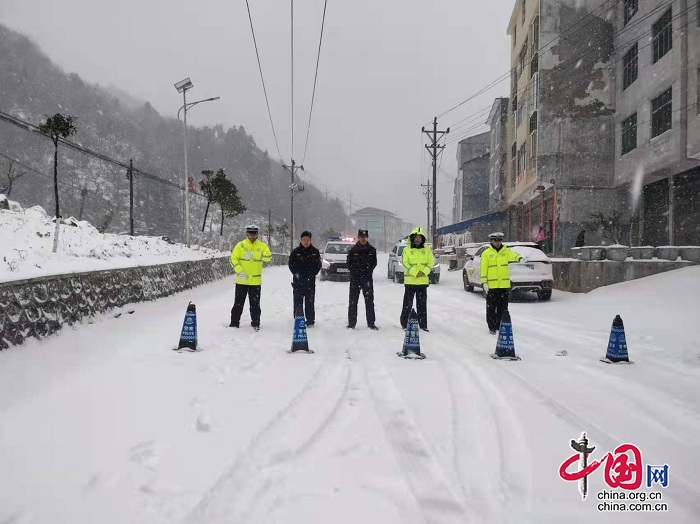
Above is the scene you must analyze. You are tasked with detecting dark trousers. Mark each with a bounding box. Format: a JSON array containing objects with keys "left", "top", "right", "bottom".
[
  {"left": 400, "top": 285, "right": 428, "bottom": 329},
  {"left": 486, "top": 288, "right": 510, "bottom": 331},
  {"left": 293, "top": 283, "right": 316, "bottom": 323},
  {"left": 348, "top": 279, "right": 375, "bottom": 326},
  {"left": 230, "top": 284, "right": 261, "bottom": 327}
]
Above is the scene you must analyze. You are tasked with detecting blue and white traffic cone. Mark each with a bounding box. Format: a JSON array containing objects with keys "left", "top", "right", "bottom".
[
  {"left": 491, "top": 310, "right": 520, "bottom": 360},
  {"left": 176, "top": 302, "right": 198, "bottom": 351},
  {"left": 290, "top": 315, "right": 313, "bottom": 353},
  {"left": 600, "top": 315, "right": 632, "bottom": 364},
  {"left": 398, "top": 309, "right": 426, "bottom": 359}
]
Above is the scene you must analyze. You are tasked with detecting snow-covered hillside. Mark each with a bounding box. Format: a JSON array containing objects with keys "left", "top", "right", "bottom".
[{"left": 0, "top": 196, "right": 229, "bottom": 283}]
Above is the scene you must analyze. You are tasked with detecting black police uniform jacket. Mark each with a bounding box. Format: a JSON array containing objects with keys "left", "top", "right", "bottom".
[
  {"left": 347, "top": 242, "right": 378, "bottom": 283},
  {"left": 288, "top": 244, "right": 322, "bottom": 288}
]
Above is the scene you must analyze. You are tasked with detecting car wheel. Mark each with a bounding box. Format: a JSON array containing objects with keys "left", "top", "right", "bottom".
[
  {"left": 393, "top": 272, "right": 403, "bottom": 284},
  {"left": 430, "top": 275, "right": 440, "bottom": 284},
  {"left": 387, "top": 265, "right": 392, "bottom": 279},
  {"left": 537, "top": 290, "right": 552, "bottom": 301},
  {"left": 463, "top": 273, "right": 474, "bottom": 292}
]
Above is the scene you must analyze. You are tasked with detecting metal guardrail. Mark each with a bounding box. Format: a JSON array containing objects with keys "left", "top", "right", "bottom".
[{"left": 0, "top": 253, "right": 289, "bottom": 349}]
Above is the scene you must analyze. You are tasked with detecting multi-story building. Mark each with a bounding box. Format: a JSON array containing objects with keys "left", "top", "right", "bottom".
[
  {"left": 615, "top": 0, "right": 700, "bottom": 246},
  {"left": 506, "top": 0, "right": 619, "bottom": 251},
  {"left": 456, "top": 131, "right": 490, "bottom": 221},
  {"left": 487, "top": 98, "right": 510, "bottom": 212},
  {"left": 350, "top": 207, "right": 411, "bottom": 252}
]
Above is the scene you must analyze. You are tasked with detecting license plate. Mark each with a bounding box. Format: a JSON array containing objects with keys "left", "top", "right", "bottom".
[
  {"left": 524, "top": 264, "right": 534, "bottom": 269},
  {"left": 336, "top": 268, "right": 349, "bottom": 273}
]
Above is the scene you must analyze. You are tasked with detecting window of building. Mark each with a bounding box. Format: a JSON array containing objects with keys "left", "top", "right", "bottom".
[
  {"left": 516, "top": 97, "right": 526, "bottom": 128},
  {"left": 623, "top": 43, "right": 638, "bottom": 90},
  {"left": 624, "top": 0, "right": 638, "bottom": 25},
  {"left": 621, "top": 113, "right": 637, "bottom": 155},
  {"left": 530, "top": 74, "right": 539, "bottom": 113},
  {"left": 521, "top": 0, "right": 526, "bottom": 25},
  {"left": 529, "top": 111, "right": 538, "bottom": 133},
  {"left": 530, "top": 130, "right": 538, "bottom": 171},
  {"left": 652, "top": 8, "right": 672, "bottom": 64},
  {"left": 697, "top": 69, "right": 700, "bottom": 115},
  {"left": 511, "top": 142, "right": 517, "bottom": 188},
  {"left": 519, "top": 40, "right": 528, "bottom": 77},
  {"left": 530, "top": 16, "right": 539, "bottom": 77},
  {"left": 651, "top": 87, "right": 672, "bottom": 138},
  {"left": 517, "top": 143, "right": 526, "bottom": 178}
]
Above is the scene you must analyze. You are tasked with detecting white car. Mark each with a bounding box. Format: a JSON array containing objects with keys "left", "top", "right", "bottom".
[
  {"left": 462, "top": 242, "right": 553, "bottom": 300},
  {"left": 320, "top": 238, "right": 355, "bottom": 280},
  {"left": 387, "top": 241, "right": 441, "bottom": 284}
]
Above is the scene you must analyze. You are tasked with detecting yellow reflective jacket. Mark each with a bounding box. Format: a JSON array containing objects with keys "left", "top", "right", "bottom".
[
  {"left": 480, "top": 245, "right": 522, "bottom": 289},
  {"left": 230, "top": 238, "right": 272, "bottom": 285},
  {"left": 402, "top": 227, "right": 434, "bottom": 285}
]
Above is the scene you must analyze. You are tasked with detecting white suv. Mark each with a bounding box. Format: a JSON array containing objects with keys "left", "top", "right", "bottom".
[
  {"left": 462, "top": 242, "right": 553, "bottom": 300},
  {"left": 387, "top": 241, "right": 440, "bottom": 284},
  {"left": 320, "top": 239, "right": 355, "bottom": 280}
]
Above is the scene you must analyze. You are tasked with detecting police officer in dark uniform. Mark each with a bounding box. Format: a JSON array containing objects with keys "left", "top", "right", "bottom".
[
  {"left": 346, "top": 229, "right": 379, "bottom": 330},
  {"left": 288, "top": 230, "right": 322, "bottom": 326}
]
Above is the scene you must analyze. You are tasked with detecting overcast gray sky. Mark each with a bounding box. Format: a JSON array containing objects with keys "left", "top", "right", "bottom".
[{"left": 1, "top": 0, "right": 514, "bottom": 226}]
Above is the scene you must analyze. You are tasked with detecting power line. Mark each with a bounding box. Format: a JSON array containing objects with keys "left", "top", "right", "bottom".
[
  {"left": 301, "top": 0, "right": 329, "bottom": 165},
  {"left": 441, "top": 0, "right": 675, "bottom": 132},
  {"left": 440, "top": 0, "right": 687, "bottom": 146},
  {"left": 433, "top": 0, "right": 623, "bottom": 121},
  {"left": 0, "top": 110, "right": 182, "bottom": 190},
  {"left": 244, "top": 0, "right": 284, "bottom": 162}
]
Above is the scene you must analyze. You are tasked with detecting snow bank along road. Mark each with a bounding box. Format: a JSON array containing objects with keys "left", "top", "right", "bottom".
[{"left": 1, "top": 255, "right": 699, "bottom": 523}]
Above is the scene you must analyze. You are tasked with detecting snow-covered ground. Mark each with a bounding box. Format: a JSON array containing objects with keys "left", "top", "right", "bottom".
[
  {"left": 0, "top": 199, "right": 228, "bottom": 283},
  {"left": 1, "top": 256, "right": 699, "bottom": 523}
]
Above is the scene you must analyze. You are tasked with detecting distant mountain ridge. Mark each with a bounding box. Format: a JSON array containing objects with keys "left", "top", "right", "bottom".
[{"left": 0, "top": 24, "right": 347, "bottom": 246}]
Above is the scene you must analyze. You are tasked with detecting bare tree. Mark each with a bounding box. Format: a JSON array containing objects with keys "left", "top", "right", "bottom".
[{"left": 0, "top": 160, "right": 27, "bottom": 197}]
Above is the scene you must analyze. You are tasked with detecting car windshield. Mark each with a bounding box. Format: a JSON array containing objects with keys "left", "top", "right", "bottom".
[{"left": 325, "top": 243, "right": 353, "bottom": 254}]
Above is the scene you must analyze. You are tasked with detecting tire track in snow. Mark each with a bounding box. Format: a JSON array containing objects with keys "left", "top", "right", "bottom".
[
  {"left": 181, "top": 358, "right": 353, "bottom": 524},
  {"left": 430, "top": 320, "right": 535, "bottom": 524},
  {"left": 435, "top": 310, "right": 700, "bottom": 521},
  {"left": 357, "top": 352, "right": 475, "bottom": 524}
]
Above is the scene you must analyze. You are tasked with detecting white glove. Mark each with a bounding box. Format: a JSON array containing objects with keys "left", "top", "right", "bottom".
[
  {"left": 243, "top": 251, "right": 253, "bottom": 260},
  {"left": 238, "top": 270, "right": 248, "bottom": 280},
  {"left": 483, "top": 283, "right": 489, "bottom": 293},
  {"left": 520, "top": 257, "right": 530, "bottom": 263}
]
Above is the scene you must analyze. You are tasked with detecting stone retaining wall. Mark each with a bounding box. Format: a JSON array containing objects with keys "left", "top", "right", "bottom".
[{"left": 0, "top": 253, "right": 289, "bottom": 349}]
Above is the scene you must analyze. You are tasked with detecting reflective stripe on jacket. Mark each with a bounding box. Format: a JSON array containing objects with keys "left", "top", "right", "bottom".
[
  {"left": 402, "top": 245, "right": 434, "bottom": 285},
  {"left": 230, "top": 238, "right": 272, "bottom": 285},
  {"left": 480, "top": 245, "right": 522, "bottom": 289}
]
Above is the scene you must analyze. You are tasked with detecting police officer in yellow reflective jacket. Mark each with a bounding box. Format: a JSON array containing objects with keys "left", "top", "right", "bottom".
[
  {"left": 480, "top": 232, "right": 527, "bottom": 334},
  {"left": 400, "top": 227, "right": 434, "bottom": 331},
  {"left": 229, "top": 224, "right": 272, "bottom": 331}
]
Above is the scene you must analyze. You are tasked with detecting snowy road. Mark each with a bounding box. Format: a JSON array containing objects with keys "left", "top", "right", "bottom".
[{"left": 1, "top": 255, "right": 699, "bottom": 523}]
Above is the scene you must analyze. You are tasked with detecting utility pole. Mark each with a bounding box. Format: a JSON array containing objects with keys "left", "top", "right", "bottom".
[
  {"left": 126, "top": 159, "right": 134, "bottom": 235},
  {"left": 78, "top": 187, "right": 88, "bottom": 221},
  {"left": 422, "top": 117, "right": 449, "bottom": 246},
  {"left": 267, "top": 209, "right": 272, "bottom": 246},
  {"left": 421, "top": 181, "right": 432, "bottom": 234},
  {"left": 283, "top": 159, "right": 304, "bottom": 252}
]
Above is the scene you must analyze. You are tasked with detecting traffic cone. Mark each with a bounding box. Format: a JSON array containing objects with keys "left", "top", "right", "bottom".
[
  {"left": 491, "top": 310, "right": 520, "bottom": 360},
  {"left": 290, "top": 315, "right": 314, "bottom": 353},
  {"left": 600, "top": 315, "right": 632, "bottom": 364},
  {"left": 398, "top": 309, "right": 426, "bottom": 359},
  {"left": 176, "top": 302, "right": 198, "bottom": 351}
]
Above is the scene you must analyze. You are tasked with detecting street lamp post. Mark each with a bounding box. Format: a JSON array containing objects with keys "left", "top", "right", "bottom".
[{"left": 174, "top": 77, "right": 220, "bottom": 247}]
